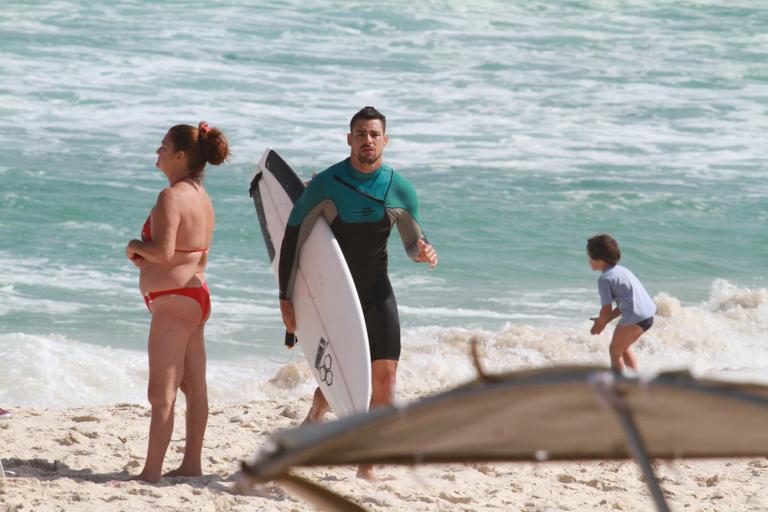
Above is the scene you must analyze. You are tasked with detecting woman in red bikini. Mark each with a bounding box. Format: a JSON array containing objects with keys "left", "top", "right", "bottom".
[{"left": 126, "top": 121, "right": 228, "bottom": 483}]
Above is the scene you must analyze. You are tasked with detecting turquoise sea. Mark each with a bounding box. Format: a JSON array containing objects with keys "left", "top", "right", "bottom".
[{"left": 1, "top": 1, "right": 766, "bottom": 407}]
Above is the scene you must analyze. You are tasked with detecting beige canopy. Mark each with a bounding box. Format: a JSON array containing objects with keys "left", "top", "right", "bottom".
[{"left": 238, "top": 365, "right": 768, "bottom": 511}]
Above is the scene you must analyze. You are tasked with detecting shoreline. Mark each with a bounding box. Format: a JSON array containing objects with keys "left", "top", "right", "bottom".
[{"left": 2, "top": 400, "right": 766, "bottom": 511}]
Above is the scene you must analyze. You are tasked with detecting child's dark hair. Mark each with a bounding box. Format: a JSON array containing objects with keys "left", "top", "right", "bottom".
[{"left": 587, "top": 234, "right": 621, "bottom": 266}]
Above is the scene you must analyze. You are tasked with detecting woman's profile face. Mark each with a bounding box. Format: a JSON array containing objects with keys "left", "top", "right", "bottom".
[{"left": 155, "top": 132, "right": 178, "bottom": 172}]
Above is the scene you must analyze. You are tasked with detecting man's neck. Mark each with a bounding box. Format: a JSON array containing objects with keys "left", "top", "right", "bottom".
[{"left": 349, "top": 156, "right": 382, "bottom": 174}]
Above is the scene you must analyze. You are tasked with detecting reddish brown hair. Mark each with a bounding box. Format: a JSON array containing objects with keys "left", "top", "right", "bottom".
[{"left": 167, "top": 122, "right": 229, "bottom": 180}]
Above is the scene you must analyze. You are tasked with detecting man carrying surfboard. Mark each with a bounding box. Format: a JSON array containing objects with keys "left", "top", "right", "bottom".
[{"left": 278, "top": 106, "right": 438, "bottom": 479}]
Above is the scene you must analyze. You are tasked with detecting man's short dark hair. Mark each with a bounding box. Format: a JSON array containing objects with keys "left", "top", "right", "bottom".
[
  {"left": 587, "top": 234, "right": 621, "bottom": 266},
  {"left": 350, "top": 106, "right": 386, "bottom": 133}
]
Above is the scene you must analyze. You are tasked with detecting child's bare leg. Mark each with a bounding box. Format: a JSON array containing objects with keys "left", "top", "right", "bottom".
[
  {"left": 609, "top": 324, "right": 644, "bottom": 373},
  {"left": 622, "top": 349, "right": 638, "bottom": 371}
]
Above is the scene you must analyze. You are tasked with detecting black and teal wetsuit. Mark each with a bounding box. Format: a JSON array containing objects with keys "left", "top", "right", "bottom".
[{"left": 278, "top": 158, "right": 427, "bottom": 361}]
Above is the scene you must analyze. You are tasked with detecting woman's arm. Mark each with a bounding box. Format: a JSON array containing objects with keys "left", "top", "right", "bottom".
[{"left": 126, "top": 188, "right": 181, "bottom": 264}]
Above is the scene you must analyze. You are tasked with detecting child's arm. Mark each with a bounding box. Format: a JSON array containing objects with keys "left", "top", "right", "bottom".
[{"left": 591, "top": 304, "right": 620, "bottom": 335}]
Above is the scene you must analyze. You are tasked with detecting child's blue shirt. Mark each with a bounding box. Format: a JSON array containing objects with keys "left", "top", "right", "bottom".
[{"left": 598, "top": 264, "right": 656, "bottom": 325}]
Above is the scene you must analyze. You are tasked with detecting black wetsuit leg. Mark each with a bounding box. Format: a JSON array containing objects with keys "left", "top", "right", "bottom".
[{"left": 361, "top": 278, "right": 401, "bottom": 361}]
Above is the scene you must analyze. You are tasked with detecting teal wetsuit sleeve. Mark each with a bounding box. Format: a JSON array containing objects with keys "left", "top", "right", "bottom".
[
  {"left": 286, "top": 174, "right": 327, "bottom": 227},
  {"left": 386, "top": 173, "right": 426, "bottom": 261},
  {"left": 278, "top": 175, "right": 329, "bottom": 301}
]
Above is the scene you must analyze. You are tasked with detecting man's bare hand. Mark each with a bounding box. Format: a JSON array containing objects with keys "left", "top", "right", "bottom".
[
  {"left": 415, "top": 239, "right": 438, "bottom": 269},
  {"left": 280, "top": 298, "right": 296, "bottom": 333}
]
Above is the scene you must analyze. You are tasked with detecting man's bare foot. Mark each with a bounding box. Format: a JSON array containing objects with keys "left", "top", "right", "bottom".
[
  {"left": 302, "top": 405, "right": 327, "bottom": 425},
  {"left": 302, "top": 387, "right": 330, "bottom": 425},
  {"left": 164, "top": 465, "right": 202, "bottom": 478},
  {"left": 356, "top": 465, "right": 376, "bottom": 481}
]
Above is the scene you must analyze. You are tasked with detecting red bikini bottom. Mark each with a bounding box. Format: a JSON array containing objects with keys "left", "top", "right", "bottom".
[{"left": 143, "top": 283, "right": 210, "bottom": 324}]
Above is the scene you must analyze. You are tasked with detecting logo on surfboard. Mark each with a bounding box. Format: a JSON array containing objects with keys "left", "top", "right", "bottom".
[{"left": 314, "top": 338, "right": 334, "bottom": 386}]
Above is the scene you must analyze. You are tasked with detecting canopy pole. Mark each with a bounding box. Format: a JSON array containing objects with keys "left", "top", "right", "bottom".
[
  {"left": 470, "top": 338, "right": 489, "bottom": 380},
  {"left": 615, "top": 405, "right": 670, "bottom": 512},
  {"left": 614, "top": 405, "right": 671, "bottom": 512},
  {"left": 589, "top": 371, "right": 670, "bottom": 512}
]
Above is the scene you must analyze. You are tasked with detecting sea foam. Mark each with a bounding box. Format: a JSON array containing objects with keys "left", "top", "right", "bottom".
[{"left": 2, "top": 280, "right": 765, "bottom": 409}]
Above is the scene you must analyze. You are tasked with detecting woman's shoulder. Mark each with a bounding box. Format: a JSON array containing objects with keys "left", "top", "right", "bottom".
[
  {"left": 155, "top": 186, "right": 177, "bottom": 203},
  {"left": 157, "top": 181, "right": 208, "bottom": 208},
  {"left": 154, "top": 185, "right": 181, "bottom": 205},
  {"left": 173, "top": 179, "right": 208, "bottom": 196}
]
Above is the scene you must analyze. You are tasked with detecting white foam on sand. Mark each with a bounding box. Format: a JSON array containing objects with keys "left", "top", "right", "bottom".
[
  {"left": 398, "top": 279, "right": 768, "bottom": 395},
  {"left": 3, "top": 280, "right": 765, "bottom": 409},
  {"left": 0, "top": 330, "right": 326, "bottom": 409}
]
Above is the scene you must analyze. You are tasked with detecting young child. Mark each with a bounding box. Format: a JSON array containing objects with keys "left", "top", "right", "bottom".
[{"left": 587, "top": 234, "right": 656, "bottom": 373}]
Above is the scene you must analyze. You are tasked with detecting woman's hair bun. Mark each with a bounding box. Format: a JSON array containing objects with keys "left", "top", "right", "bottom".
[{"left": 198, "top": 121, "right": 229, "bottom": 166}]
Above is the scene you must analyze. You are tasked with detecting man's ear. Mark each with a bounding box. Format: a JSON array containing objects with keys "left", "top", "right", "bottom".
[{"left": 347, "top": 133, "right": 352, "bottom": 147}]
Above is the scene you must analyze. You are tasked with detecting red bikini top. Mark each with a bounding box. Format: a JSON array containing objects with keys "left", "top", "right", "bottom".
[{"left": 142, "top": 215, "right": 208, "bottom": 253}]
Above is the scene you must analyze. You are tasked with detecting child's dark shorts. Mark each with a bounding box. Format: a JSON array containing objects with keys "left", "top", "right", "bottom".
[{"left": 636, "top": 317, "right": 654, "bottom": 332}]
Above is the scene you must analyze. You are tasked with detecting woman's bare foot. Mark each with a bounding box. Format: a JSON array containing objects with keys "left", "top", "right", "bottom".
[
  {"left": 164, "top": 465, "right": 203, "bottom": 478},
  {"left": 135, "top": 471, "right": 161, "bottom": 484}
]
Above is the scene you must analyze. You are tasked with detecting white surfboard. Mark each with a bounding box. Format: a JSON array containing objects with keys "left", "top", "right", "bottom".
[{"left": 249, "top": 148, "right": 371, "bottom": 417}]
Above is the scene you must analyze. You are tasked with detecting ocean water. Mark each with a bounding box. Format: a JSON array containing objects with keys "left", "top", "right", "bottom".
[{"left": 1, "top": 1, "right": 766, "bottom": 408}]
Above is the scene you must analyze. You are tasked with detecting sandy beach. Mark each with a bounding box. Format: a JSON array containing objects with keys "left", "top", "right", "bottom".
[
  {"left": 2, "top": 387, "right": 767, "bottom": 512},
  {"left": 3, "top": 1, "right": 768, "bottom": 511}
]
